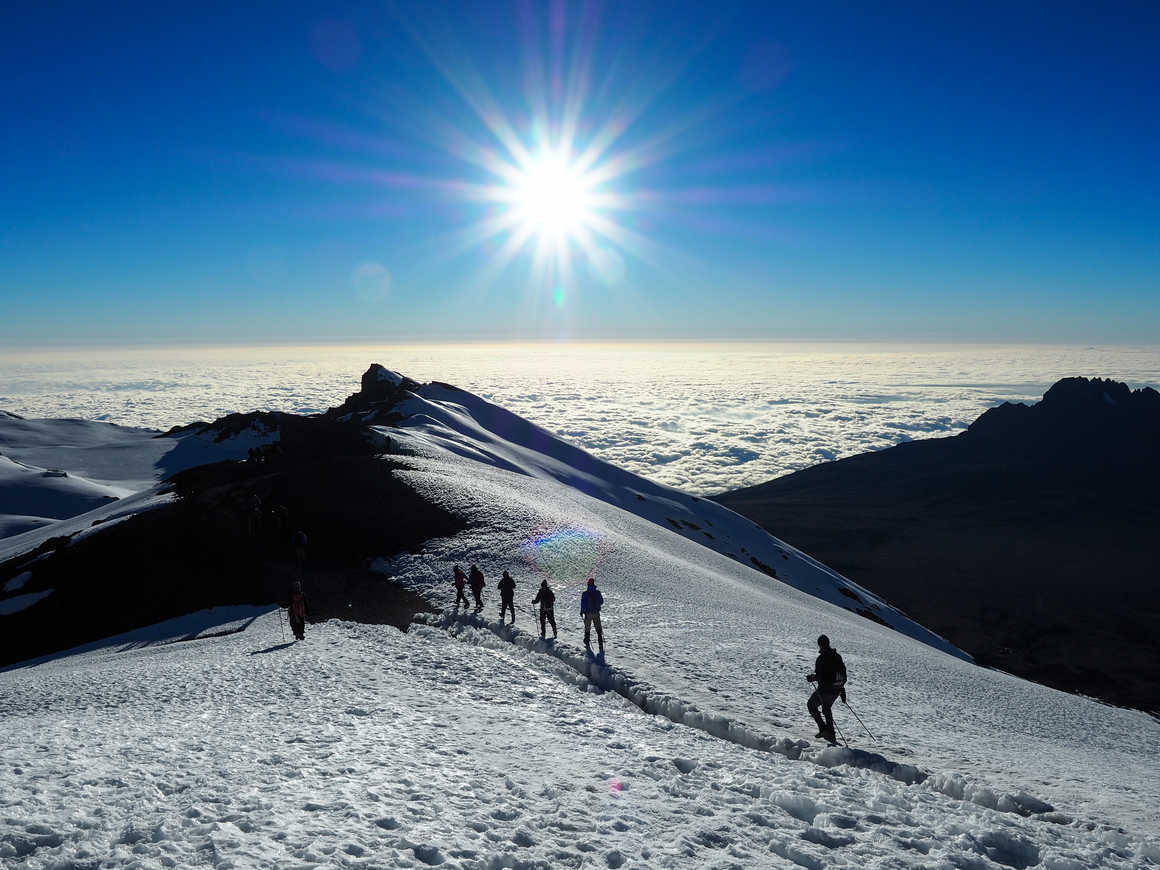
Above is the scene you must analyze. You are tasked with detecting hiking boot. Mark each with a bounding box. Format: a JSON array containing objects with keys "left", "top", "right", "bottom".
[{"left": 820, "top": 727, "right": 836, "bottom": 744}]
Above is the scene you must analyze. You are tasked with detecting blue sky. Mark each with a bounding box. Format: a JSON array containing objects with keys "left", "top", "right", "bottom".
[{"left": 2, "top": 1, "right": 1157, "bottom": 345}]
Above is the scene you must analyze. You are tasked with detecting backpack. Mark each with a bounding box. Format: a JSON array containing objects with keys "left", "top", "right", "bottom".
[{"left": 832, "top": 653, "right": 847, "bottom": 688}]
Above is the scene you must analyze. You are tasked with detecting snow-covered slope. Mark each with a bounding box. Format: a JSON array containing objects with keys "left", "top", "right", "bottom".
[
  {"left": 2, "top": 612, "right": 1155, "bottom": 868},
  {"left": 0, "top": 454, "right": 128, "bottom": 522},
  {"left": 0, "top": 411, "right": 280, "bottom": 543},
  {"left": 2, "top": 374, "right": 1157, "bottom": 868},
  {"left": 384, "top": 382, "right": 965, "bottom": 659},
  {"left": 0, "top": 412, "right": 172, "bottom": 489},
  {"left": 342, "top": 377, "right": 1157, "bottom": 836}
]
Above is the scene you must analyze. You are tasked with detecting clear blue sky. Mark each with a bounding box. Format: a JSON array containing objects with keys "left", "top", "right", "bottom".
[{"left": 2, "top": 1, "right": 1157, "bottom": 345}]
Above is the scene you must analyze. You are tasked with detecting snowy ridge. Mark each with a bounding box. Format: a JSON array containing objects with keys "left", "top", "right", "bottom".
[
  {"left": 0, "top": 453, "right": 128, "bottom": 528},
  {"left": 0, "top": 485, "right": 174, "bottom": 566},
  {"left": 381, "top": 381, "right": 966, "bottom": 660},
  {"left": 0, "top": 411, "right": 281, "bottom": 546}
]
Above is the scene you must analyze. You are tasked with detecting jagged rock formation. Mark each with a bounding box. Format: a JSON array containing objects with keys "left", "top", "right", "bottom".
[
  {"left": 716, "top": 377, "right": 1160, "bottom": 715},
  {"left": 327, "top": 364, "right": 421, "bottom": 422}
]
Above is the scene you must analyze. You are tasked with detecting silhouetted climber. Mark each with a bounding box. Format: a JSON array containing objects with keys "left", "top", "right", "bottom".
[
  {"left": 288, "top": 579, "right": 309, "bottom": 641},
  {"left": 292, "top": 530, "right": 308, "bottom": 578},
  {"left": 468, "top": 564, "right": 486, "bottom": 611},
  {"left": 806, "top": 634, "right": 847, "bottom": 744},
  {"left": 452, "top": 564, "right": 469, "bottom": 609},
  {"left": 533, "top": 579, "right": 557, "bottom": 639},
  {"left": 498, "top": 570, "right": 516, "bottom": 624},
  {"left": 580, "top": 577, "right": 604, "bottom": 654}
]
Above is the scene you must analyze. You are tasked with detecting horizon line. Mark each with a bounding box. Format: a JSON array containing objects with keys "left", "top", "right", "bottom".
[{"left": 3, "top": 338, "right": 1159, "bottom": 354}]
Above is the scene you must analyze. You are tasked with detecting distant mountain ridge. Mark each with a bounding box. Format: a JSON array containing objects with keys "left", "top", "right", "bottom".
[
  {"left": 968, "top": 375, "right": 1159, "bottom": 452},
  {"left": 716, "top": 376, "right": 1160, "bottom": 715}
]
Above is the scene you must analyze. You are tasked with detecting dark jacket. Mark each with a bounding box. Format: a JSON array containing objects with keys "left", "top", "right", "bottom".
[
  {"left": 290, "top": 590, "right": 308, "bottom": 622},
  {"left": 468, "top": 568, "right": 485, "bottom": 591},
  {"left": 533, "top": 585, "right": 555, "bottom": 609},
  {"left": 814, "top": 648, "right": 846, "bottom": 691},
  {"left": 498, "top": 574, "right": 516, "bottom": 599},
  {"left": 580, "top": 587, "right": 603, "bottom": 615}
]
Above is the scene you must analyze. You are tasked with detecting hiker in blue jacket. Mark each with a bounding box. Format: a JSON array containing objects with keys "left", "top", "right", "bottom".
[{"left": 580, "top": 577, "right": 605, "bottom": 654}]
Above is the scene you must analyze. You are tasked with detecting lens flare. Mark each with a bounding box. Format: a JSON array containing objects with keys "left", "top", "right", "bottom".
[{"left": 521, "top": 526, "right": 605, "bottom": 587}]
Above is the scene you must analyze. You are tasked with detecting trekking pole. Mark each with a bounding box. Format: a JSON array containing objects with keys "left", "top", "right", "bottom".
[
  {"left": 277, "top": 606, "right": 286, "bottom": 644},
  {"left": 832, "top": 719, "right": 850, "bottom": 748},
  {"left": 843, "top": 700, "right": 876, "bottom": 741}
]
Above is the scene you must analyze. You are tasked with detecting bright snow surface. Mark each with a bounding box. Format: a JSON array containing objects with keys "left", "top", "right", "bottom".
[
  {"left": 1, "top": 611, "right": 1155, "bottom": 869},
  {"left": 2, "top": 380, "right": 1158, "bottom": 867}
]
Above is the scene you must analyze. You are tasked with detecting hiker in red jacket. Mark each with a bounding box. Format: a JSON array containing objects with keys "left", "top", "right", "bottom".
[{"left": 452, "top": 565, "right": 469, "bottom": 609}]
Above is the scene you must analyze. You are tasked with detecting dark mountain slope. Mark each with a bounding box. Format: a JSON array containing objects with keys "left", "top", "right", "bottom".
[
  {"left": 716, "top": 378, "right": 1160, "bottom": 715},
  {"left": 0, "top": 374, "right": 460, "bottom": 668}
]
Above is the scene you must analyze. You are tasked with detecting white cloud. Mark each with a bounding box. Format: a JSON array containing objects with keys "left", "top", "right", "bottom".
[{"left": 0, "top": 343, "right": 1156, "bottom": 494}]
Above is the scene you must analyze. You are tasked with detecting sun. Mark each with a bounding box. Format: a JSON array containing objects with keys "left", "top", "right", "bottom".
[{"left": 511, "top": 149, "right": 596, "bottom": 240}]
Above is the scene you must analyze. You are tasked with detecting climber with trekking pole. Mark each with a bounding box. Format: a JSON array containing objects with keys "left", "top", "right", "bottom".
[
  {"left": 532, "top": 579, "right": 557, "bottom": 639},
  {"left": 806, "top": 634, "right": 847, "bottom": 745}
]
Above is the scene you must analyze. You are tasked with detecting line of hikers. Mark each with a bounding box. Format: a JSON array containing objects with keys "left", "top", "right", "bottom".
[
  {"left": 286, "top": 548, "right": 847, "bottom": 741},
  {"left": 452, "top": 564, "right": 605, "bottom": 653}
]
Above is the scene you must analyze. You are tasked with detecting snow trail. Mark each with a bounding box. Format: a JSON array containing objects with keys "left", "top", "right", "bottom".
[{"left": 426, "top": 607, "right": 1074, "bottom": 822}]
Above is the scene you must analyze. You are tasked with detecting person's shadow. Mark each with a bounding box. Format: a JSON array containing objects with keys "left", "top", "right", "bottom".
[{"left": 249, "top": 642, "right": 296, "bottom": 655}]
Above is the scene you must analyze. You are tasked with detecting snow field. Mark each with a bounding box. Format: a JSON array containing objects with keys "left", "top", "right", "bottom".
[
  {"left": 375, "top": 447, "right": 1158, "bottom": 834},
  {"left": 3, "top": 613, "right": 1150, "bottom": 869}
]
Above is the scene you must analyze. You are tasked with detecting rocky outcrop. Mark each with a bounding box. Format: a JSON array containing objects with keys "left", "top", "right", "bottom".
[
  {"left": 327, "top": 364, "right": 421, "bottom": 422},
  {"left": 967, "top": 377, "right": 1160, "bottom": 457}
]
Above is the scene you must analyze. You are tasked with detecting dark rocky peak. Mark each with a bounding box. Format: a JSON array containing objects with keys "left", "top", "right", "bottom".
[
  {"left": 327, "top": 364, "right": 422, "bottom": 421},
  {"left": 162, "top": 411, "right": 289, "bottom": 442},
  {"left": 1041, "top": 376, "right": 1159, "bottom": 410},
  {"left": 966, "top": 377, "right": 1160, "bottom": 462}
]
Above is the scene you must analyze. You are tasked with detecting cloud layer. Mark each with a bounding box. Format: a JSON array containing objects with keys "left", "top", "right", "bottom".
[{"left": 1, "top": 343, "right": 1156, "bottom": 494}]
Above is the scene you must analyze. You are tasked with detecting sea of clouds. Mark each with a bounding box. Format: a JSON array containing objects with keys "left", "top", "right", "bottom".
[{"left": 0, "top": 343, "right": 1156, "bottom": 494}]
